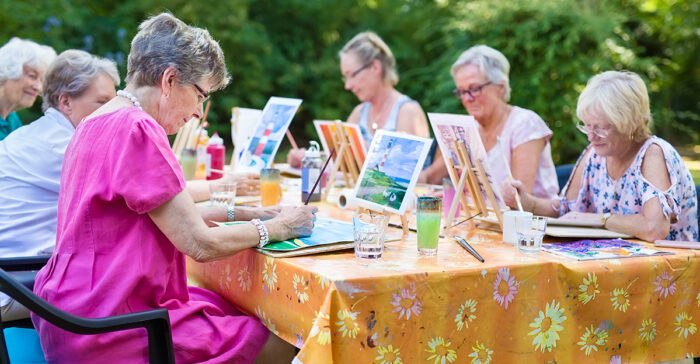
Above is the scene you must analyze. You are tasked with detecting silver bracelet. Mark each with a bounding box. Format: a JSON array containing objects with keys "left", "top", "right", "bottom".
[
  {"left": 250, "top": 219, "right": 269, "bottom": 248},
  {"left": 227, "top": 205, "right": 235, "bottom": 221}
]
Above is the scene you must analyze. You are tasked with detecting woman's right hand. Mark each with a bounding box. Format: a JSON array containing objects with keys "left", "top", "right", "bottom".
[
  {"left": 501, "top": 179, "right": 532, "bottom": 211},
  {"left": 287, "top": 148, "right": 306, "bottom": 169},
  {"left": 267, "top": 205, "right": 318, "bottom": 241}
]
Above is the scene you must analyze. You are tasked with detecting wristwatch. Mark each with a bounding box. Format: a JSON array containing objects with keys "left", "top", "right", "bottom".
[{"left": 601, "top": 212, "right": 612, "bottom": 228}]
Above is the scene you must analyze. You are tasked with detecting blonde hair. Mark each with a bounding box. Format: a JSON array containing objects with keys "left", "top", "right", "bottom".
[
  {"left": 340, "top": 31, "right": 398, "bottom": 86},
  {"left": 42, "top": 50, "right": 120, "bottom": 112},
  {"left": 451, "top": 45, "right": 511, "bottom": 102},
  {"left": 577, "top": 71, "right": 652, "bottom": 142},
  {"left": 126, "top": 13, "right": 230, "bottom": 91}
]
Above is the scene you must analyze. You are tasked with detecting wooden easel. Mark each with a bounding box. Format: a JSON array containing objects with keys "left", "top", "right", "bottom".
[
  {"left": 443, "top": 140, "right": 503, "bottom": 231},
  {"left": 324, "top": 121, "right": 363, "bottom": 196}
]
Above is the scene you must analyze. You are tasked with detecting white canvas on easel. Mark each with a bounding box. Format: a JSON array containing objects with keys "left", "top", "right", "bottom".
[
  {"left": 230, "top": 107, "right": 262, "bottom": 170},
  {"left": 237, "top": 97, "right": 302, "bottom": 172},
  {"left": 427, "top": 112, "right": 505, "bottom": 230}
]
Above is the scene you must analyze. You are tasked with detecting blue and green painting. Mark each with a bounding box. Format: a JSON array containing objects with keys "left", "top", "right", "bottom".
[
  {"left": 221, "top": 218, "right": 353, "bottom": 251},
  {"left": 357, "top": 135, "right": 424, "bottom": 211}
]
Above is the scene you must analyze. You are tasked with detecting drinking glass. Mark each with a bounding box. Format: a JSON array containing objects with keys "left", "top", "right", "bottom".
[
  {"left": 517, "top": 216, "right": 547, "bottom": 254},
  {"left": 260, "top": 168, "right": 282, "bottom": 206},
  {"left": 353, "top": 213, "right": 388, "bottom": 259},
  {"left": 209, "top": 181, "right": 237, "bottom": 208},
  {"left": 180, "top": 148, "right": 197, "bottom": 180},
  {"left": 442, "top": 178, "right": 461, "bottom": 218},
  {"left": 417, "top": 197, "right": 442, "bottom": 255}
]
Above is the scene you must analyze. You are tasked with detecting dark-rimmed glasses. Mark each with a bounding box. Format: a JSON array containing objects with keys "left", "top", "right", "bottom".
[
  {"left": 342, "top": 61, "right": 373, "bottom": 83},
  {"left": 193, "top": 83, "right": 210, "bottom": 104},
  {"left": 576, "top": 121, "right": 611, "bottom": 139},
  {"left": 453, "top": 81, "right": 493, "bottom": 99}
]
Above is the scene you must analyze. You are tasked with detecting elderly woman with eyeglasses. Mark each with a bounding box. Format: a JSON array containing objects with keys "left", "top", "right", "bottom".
[
  {"left": 0, "top": 38, "right": 56, "bottom": 140},
  {"left": 288, "top": 31, "right": 429, "bottom": 167},
  {"left": 32, "top": 13, "right": 313, "bottom": 363},
  {"left": 503, "top": 71, "right": 698, "bottom": 242},
  {"left": 420, "top": 45, "right": 558, "bottom": 199}
]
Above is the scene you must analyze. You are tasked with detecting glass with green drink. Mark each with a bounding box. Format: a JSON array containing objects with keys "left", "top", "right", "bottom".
[{"left": 417, "top": 196, "right": 442, "bottom": 255}]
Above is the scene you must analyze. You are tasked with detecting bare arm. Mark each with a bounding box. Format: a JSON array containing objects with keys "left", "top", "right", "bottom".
[
  {"left": 604, "top": 144, "right": 672, "bottom": 241},
  {"left": 148, "top": 190, "right": 316, "bottom": 262},
  {"left": 510, "top": 138, "right": 546, "bottom": 193},
  {"left": 395, "top": 102, "right": 429, "bottom": 138},
  {"left": 185, "top": 172, "right": 261, "bottom": 202}
]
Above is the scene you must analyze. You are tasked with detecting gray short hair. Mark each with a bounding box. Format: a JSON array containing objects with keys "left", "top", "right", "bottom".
[
  {"left": 126, "top": 13, "right": 230, "bottom": 91},
  {"left": 0, "top": 37, "right": 56, "bottom": 84},
  {"left": 451, "top": 45, "right": 511, "bottom": 102},
  {"left": 577, "top": 71, "right": 652, "bottom": 143},
  {"left": 340, "top": 31, "right": 399, "bottom": 86},
  {"left": 42, "top": 50, "right": 120, "bottom": 112}
]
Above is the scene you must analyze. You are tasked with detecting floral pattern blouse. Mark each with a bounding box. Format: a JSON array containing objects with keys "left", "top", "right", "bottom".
[{"left": 559, "top": 136, "right": 698, "bottom": 241}]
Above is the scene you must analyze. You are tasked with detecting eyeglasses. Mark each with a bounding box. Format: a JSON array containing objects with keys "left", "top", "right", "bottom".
[
  {"left": 192, "top": 83, "right": 210, "bottom": 104},
  {"left": 342, "top": 61, "right": 372, "bottom": 83},
  {"left": 453, "top": 81, "right": 493, "bottom": 99},
  {"left": 576, "top": 121, "right": 610, "bottom": 139}
]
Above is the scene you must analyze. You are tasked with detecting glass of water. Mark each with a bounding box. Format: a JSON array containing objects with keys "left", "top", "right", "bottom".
[
  {"left": 517, "top": 216, "right": 547, "bottom": 254},
  {"left": 353, "top": 213, "right": 388, "bottom": 259},
  {"left": 209, "top": 181, "right": 237, "bottom": 208}
]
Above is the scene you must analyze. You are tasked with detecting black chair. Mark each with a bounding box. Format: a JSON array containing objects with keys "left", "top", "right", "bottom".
[
  {"left": 556, "top": 164, "right": 575, "bottom": 192},
  {"left": 0, "top": 267, "right": 175, "bottom": 364}
]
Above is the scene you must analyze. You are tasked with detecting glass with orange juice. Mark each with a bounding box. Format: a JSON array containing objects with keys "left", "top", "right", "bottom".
[{"left": 260, "top": 168, "right": 282, "bottom": 206}]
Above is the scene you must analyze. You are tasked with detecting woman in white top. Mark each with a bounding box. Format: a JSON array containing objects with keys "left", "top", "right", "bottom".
[
  {"left": 0, "top": 49, "right": 119, "bottom": 320},
  {"left": 287, "top": 31, "right": 429, "bottom": 166},
  {"left": 421, "top": 45, "right": 558, "bottom": 199}
]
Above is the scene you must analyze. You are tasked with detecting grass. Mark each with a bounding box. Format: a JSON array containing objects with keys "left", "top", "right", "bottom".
[{"left": 679, "top": 144, "right": 700, "bottom": 185}]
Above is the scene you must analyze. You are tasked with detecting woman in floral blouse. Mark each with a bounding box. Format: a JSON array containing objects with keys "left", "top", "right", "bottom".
[{"left": 503, "top": 70, "right": 698, "bottom": 242}]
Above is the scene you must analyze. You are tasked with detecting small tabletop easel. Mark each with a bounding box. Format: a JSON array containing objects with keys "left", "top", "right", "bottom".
[
  {"left": 443, "top": 139, "right": 503, "bottom": 231},
  {"left": 324, "top": 121, "right": 363, "bottom": 196}
]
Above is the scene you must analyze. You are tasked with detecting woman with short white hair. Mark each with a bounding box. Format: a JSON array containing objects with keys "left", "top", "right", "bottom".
[
  {"left": 0, "top": 37, "right": 56, "bottom": 140},
  {"left": 503, "top": 71, "right": 698, "bottom": 241},
  {"left": 421, "top": 45, "right": 559, "bottom": 199}
]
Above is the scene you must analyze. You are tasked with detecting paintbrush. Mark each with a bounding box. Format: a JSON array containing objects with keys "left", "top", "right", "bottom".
[
  {"left": 304, "top": 148, "right": 335, "bottom": 205},
  {"left": 497, "top": 136, "right": 523, "bottom": 211}
]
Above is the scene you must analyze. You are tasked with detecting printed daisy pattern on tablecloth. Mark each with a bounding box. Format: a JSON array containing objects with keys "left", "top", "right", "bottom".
[
  {"left": 262, "top": 257, "right": 277, "bottom": 292},
  {"left": 639, "top": 318, "right": 657, "bottom": 344},
  {"left": 254, "top": 306, "right": 278, "bottom": 335},
  {"left": 237, "top": 266, "right": 252, "bottom": 292},
  {"left": 425, "top": 337, "right": 457, "bottom": 364},
  {"left": 455, "top": 299, "right": 477, "bottom": 331},
  {"left": 578, "top": 272, "right": 600, "bottom": 304},
  {"left": 390, "top": 286, "right": 422, "bottom": 320},
  {"left": 528, "top": 300, "right": 567, "bottom": 352},
  {"left": 468, "top": 341, "right": 493, "bottom": 364},
  {"left": 674, "top": 312, "right": 697, "bottom": 338},
  {"left": 577, "top": 325, "right": 608, "bottom": 355},
  {"left": 309, "top": 310, "right": 332, "bottom": 345},
  {"left": 375, "top": 345, "right": 402, "bottom": 364},
  {"left": 492, "top": 267, "right": 519, "bottom": 310},
  {"left": 292, "top": 274, "right": 310, "bottom": 303},
  {"left": 653, "top": 271, "right": 677, "bottom": 299},
  {"left": 610, "top": 287, "right": 630, "bottom": 312},
  {"left": 336, "top": 309, "right": 360, "bottom": 338}
]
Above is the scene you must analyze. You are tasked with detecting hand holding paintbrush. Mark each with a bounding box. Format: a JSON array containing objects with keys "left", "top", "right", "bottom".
[{"left": 497, "top": 136, "right": 523, "bottom": 211}]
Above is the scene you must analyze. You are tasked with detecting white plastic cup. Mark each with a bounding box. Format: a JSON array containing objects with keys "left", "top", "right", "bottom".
[{"left": 502, "top": 210, "right": 533, "bottom": 245}]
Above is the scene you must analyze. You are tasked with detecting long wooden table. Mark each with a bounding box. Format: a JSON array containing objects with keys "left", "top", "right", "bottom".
[{"left": 187, "top": 204, "right": 700, "bottom": 363}]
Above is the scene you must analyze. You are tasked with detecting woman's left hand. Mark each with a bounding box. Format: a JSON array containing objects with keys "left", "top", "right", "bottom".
[{"left": 223, "top": 172, "right": 260, "bottom": 196}]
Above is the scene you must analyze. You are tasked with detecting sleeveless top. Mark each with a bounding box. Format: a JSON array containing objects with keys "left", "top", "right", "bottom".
[
  {"left": 559, "top": 136, "right": 698, "bottom": 241},
  {"left": 358, "top": 94, "right": 415, "bottom": 145}
]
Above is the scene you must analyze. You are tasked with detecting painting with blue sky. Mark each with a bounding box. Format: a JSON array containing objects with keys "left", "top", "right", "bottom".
[{"left": 354, "top": 130, "right": 432, "bottom": 214}]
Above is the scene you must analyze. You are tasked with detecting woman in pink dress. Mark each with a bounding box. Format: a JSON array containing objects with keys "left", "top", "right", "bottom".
[{"left": 32, "top": 13, "right": 316, "bottom": 363}]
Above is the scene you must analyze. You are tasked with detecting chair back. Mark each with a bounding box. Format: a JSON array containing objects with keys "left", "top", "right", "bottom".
[{"left": 556, "top": 164, "right": 575, "bottom": 193}]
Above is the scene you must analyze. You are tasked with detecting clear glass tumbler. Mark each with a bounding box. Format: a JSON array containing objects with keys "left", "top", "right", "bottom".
[
  {"left": 260, "top": 168, "right": 282, "bottom": 206},
  {"left": 417, "top": 196, "right": 442, "bottom": 255},
  {"left": 517, "top": 216, "right": 547, "bottom": 254},
  {"left": 209, "top": 181, "right": 237, "bottom": 208},
  {"left": 353, "top": 213, "right": 388, "bottom": 259}
]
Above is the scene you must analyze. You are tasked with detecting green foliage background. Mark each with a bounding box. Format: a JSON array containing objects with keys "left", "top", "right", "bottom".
[{"left": 1, "top": 0, "right": 697, "bottom": 164}]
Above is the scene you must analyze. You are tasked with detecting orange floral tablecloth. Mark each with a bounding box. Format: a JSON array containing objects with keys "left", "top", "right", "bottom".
[{"left": 187, "top": 209, "right": 700, "bottom": 364}]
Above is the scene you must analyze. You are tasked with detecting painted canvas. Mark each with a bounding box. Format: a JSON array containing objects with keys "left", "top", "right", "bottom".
[
  {"left": 238, "top": 97, "right": 302, "bottom": 172},
  {"left": 353, "top": 130, "right": 432, "bottom": 214},
  {"left": 542, "top": 239, "right": 673, "bottom": 260},
  {"left": 427, "top": 112, "right": 504, "bottom": 207},
  {"left": 313, "top": 120, "right": 367, "bottom": 164}
]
